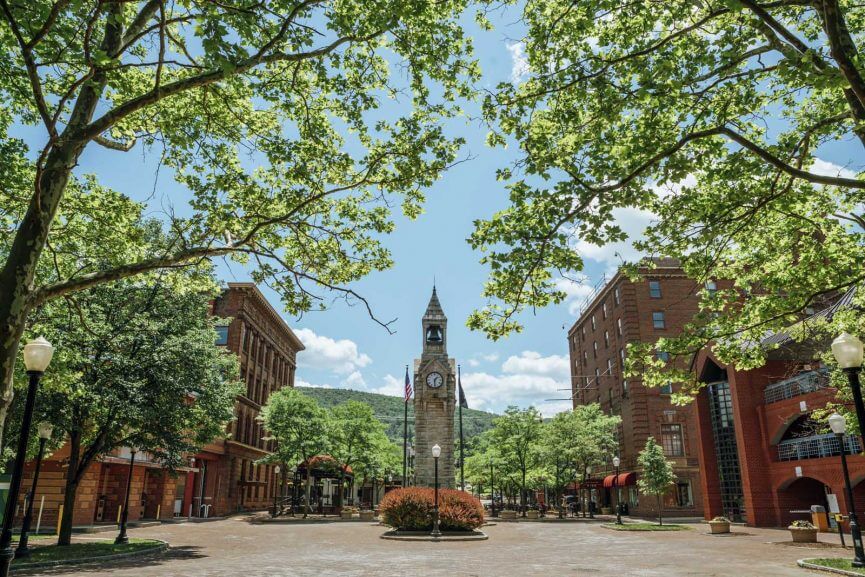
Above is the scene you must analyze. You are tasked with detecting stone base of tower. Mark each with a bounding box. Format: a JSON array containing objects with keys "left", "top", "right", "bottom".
[{"left": 414, "top": 452, "right": 455, "bottom": 489}]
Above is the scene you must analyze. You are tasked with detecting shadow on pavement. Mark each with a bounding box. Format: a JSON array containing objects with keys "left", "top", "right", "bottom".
[{"left": 21, "top": 545, "right": 207, "bottom": 575}]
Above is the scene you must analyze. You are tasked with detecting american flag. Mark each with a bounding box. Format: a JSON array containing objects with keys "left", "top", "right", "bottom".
[{"left": 404, "top": 365, "right": 412, "bottom": 402}]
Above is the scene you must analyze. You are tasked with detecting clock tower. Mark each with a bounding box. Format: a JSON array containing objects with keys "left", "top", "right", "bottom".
[{"left": 413, "top": 287, "right": 456, "bottom": 488}]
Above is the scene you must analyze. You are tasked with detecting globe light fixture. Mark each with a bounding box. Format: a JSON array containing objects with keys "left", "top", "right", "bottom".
[
  {"left": 829, "top": 413, "right": 847, "bottom": 435},
  {"left": 833, "top": 333, "right": 865, "bottom": 369},
  {"left": 432, "top": 444, "right": 441, "bottom": 458},
  {"left": 37, "top": 422, "right": 53, "bottom": 440},
  {"left": 22, "top": 337, "right": 54, "bottom": 373}
]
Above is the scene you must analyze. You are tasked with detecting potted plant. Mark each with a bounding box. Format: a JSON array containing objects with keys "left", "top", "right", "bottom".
[
  {"left": 340, "top": 506, "right": 358, "bottom": 520},
  {"left": 708, "top": 516, "right": 731, "bottom": 534},
  {"left": 526, "top": 509, "right": 540, "bottom": 519},
  {"left": 788, "top": 520, "right": 818, "bottom": 543},
  {"left": 601, "top": 506, "right": 612, "bottom": 515},
  {"left": 359, "top": 509, "right": 375, "bottom": 521}
]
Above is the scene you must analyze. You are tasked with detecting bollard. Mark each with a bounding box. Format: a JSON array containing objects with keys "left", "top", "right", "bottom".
[
  {"left": 156, "top": 504, "right": 161, "bottom": 520},
  {"left": 35, "top": 496, "right": 44, "bottom": 535},
  {"left": 56, "top": 504, "right": 63, "bottom": 535},
  {"left": 117, "top": 504, "right": 122, "bottom": 524}
]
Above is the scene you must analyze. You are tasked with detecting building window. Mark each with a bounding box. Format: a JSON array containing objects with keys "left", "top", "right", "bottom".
[
  {"left": 607, "top": 358, "right": 613, "bottom": 374},
  {"left": 617, "top": 318, "right": 623, "bottom": 336},
  {"left": 657, "top": 351, "right": 670, "bottom": 363},
  {"left": 595, "top": 368, "right": 600, "bottom": 379},
  {"left": 215, "top": 326, "right": 229, "bottom": 346},
  {"left": 591, "top": 315, "right": 596, "bottom": 330},
  {"left": 676, "top": 481, "right": 693, "bottom": 507},
  {"left": 706, "top": 280, "right": 717, "bottom": 294},
  {"left": 593, "top": 341, "right": 598, "bottom": 357},
  {"left": 649, "top": 280, "right": 662, "bottom": 298},
  {"left": 583, "top": 351, "right": 588, "bottom": 365},
  {"left": 602, "top": 302, "right": 608, "bottom": 319},
  {"left": 614, "top": 286, "right": 621, "bottom": 306},
  {"left": 653, "top": 311, "right": 666, "bottom": 329},
  {"left": 623, "top": 379, "right": 629, "bottom": 394},
  {"left": 660, "top": 382, "right": 673, "bottom": 395},
  {"left": 661, "top": 424, "right": 684, "bottom": 457},
  {"left": 581, "top": 326, "right": 586, "bottom": 341},
  {"left": 620, "top": 348, "right": 625, "bottom": 366},
  {"left": 604, "top": 330, "right": 610, "bottom": 348}
]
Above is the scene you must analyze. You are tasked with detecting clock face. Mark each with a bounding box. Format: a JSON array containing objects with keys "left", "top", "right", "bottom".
[{"left": 426, "top": 372, "right": 443, "bottom": 388}]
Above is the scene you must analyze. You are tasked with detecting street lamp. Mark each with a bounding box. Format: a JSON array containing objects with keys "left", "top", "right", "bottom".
[
  {"left": 431, "top": 444, "right": 442, "bottom": 537},
  {"left": 829, "top": 413, "right": 865, "bottom": 566},
  {"left": 115, "top": 447, "right": 138, "bottom": 545},
  {"left": 833, "top": 333, "right": 865, "bottom": 440},
  {"left": 612, "top": 456, "right": 622, "bottom": 525},
  {"left": 488, "top": 457, "right": 496, "bottom": 518},
  {"left": 273, "top": 465, "right": 281, "bottom": 517},
  {"left": 586, "top": 465, "right": 594, "bottom": 519},
  {"left": 0, "top": 337, "right": 54, "bottom": 577},
  {"left": 15, "top": 422, "right": 53, "bottom": 558}
]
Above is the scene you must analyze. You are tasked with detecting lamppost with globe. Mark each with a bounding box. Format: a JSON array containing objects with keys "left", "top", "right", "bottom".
[
  {"left": 829, "top": 412, "right": 865, "bottom": 567},
  {"left": 273, "top": 465, "right": 281, "bottom": 517},
  {"left": 15, "top": 422, "right": 53, "bottom": 558},
  {"left": 115, "top": 447, "right": 138, "bottom": 545},
  {"left": 0, "top": 337, "right": 54, "bottom": 577},
  {"left": 612, "top": 456, "right": 622, "bottom": 525},
  {"left": 431, "top": 444, "right": 442, "bottom": 537}
]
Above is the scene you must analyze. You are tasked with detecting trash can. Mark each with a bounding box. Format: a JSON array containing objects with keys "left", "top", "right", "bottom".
[
  {"left": 0, "top": 474, "right": 11, "bottom": 524},
  {"left": 811, "top": 505, "right": 829, "bottom": 532}
]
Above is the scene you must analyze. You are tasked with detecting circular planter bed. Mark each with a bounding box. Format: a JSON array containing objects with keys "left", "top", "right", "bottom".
[
  {"left": 798, "top": 558, "right": 865, "bottom": 576},
  {"left": 381, "top": 530, "right": 487, "bottom": 542}
]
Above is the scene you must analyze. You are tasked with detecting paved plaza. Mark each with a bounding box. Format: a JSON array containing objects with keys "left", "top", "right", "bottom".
[{"left": 35, "top": 518, "right": 852, "bottom": 576}]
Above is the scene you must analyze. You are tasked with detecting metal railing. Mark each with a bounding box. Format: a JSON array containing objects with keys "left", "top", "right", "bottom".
[
  {"left": 764, "top": 369, "right": 829, "bottom": 404},
  {"left": 777, "top": 433, "right": 861, "bottom": 461}
]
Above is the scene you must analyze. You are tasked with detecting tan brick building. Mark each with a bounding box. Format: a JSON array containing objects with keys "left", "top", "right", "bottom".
[
  {"left": 16, "top": 282, "right": 304, "bottom": 528},
  {"left": 567, "top": 258, "right": 709, "bottom": 519}
]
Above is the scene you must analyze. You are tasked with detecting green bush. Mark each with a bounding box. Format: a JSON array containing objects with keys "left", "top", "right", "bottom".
[{"left": 379, "top": 487, "right": 484, "bottom": 531}]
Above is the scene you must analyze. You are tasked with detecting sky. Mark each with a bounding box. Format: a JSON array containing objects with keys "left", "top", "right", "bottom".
[{"left": 11, "top": 5, "right": 861, "bottom": 417}]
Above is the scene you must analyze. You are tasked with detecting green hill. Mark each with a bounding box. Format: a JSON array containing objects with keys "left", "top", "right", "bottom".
[{"left": 296, "top": 386, "right": 498, "bottom": 444}]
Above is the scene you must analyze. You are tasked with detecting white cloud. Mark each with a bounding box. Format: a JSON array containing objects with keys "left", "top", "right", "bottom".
[
  {"left": 507, "top": 42, "right": 530, "bottom": 83},
  {"left": 502, "top": 351, "right": 570, "bottom": 380},
  {"left": 461, "top": 371, "right": 571, "bottom": 416},
  {"left": 296, "top": 379, "right": 333, "bottom": 389},
  {"left": 810, "top": 157, "right": 858, "bottom": 180},
  {"left": 294, "top": 328, "right": 372, "bottom": 375},
  {"left": 369, "top": 374, "right": 404, "bottom": 397},
  {"left": 466, "top": 352, "right": 500, "bottom": 367},
  {"left": 342, "top": 370, "right": 366, "bottom": 388}
]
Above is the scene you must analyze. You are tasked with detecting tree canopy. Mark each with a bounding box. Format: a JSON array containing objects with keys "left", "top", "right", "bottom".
[
  {"left": 470, "top": 0, "right": 865, "bottom": 393},
  {"left": 637, "top": 436, "right": 676, "bottom": 525}
]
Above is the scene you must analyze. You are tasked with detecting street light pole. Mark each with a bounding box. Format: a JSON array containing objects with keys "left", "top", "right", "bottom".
[
  {"left": 830, "top": 413, "right": 865, "bottom": 567},
  {"left": 273, "top": 465, "right": 281, "bottom": 517},
  {"left": 489, "top": 458, "right": 496, "bottom": 518},
  {"left": 15, "top": 422, "right": 53, "bottom": 558},
  {"left": 115, "top": 448, "right": 138, "bottom": 545},
  {"left": 0, "top": 337, "right": 54, "bottom": 577},
  {"left": 613, "top": 456, "right": 622, "bottom": 525},
  {"left": 431, "top": 444, "right": 442, "bottom": 537}
]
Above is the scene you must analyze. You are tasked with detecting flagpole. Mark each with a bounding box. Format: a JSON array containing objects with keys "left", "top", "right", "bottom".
[
  {"left": 458, "top": 364, "right": 465, "bottom": 492},
  {"left": 403, "top": 365, "right": 409, "bottom": 487}
]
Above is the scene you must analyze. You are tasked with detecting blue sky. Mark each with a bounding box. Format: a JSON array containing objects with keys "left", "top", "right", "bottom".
[{"left": 12, "top": 6, "right": 861, "bottom": 416}]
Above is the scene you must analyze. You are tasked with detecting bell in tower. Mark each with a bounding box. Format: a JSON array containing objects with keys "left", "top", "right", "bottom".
[{"left": 426, "top": 325, "right": 442, "bottom": 343}]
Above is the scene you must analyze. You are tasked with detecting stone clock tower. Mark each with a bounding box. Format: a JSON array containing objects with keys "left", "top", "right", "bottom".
[{"left": 413, "top": 287, "right": 456, "bottom": 489}]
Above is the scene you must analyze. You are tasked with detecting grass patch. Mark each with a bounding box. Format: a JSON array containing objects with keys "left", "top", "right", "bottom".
[
  {"left": 603, "top": 522, "right": 689, "bottom": 531},
  {"left": 803, "top": 558, "right": 865, "bottom": 575},
  {"left": 13, "top": 538, "right": 163, "bottom": 566}
]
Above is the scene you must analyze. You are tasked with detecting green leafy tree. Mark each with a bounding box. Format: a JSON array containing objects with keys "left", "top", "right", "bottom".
[
  {"left": 328, "top": 400, "right": 390, "bottom": 509},
  {"left": 489, "top": 406, "right": 543, "bottom": 516},
  {"left": 0, "top": 0, "right": 486, "bottom": 442},
  {"left": 637, "top": 437, "right": 676, "bottom": 526},
  {"left": 21, "top": 275, "right": 240, "bottom": 545},
  {"left": 260, "top": 388, "right": 329, "bottom": 517},
  {"left": 469, "top": 1, "right": 865, "bottom": 395}
]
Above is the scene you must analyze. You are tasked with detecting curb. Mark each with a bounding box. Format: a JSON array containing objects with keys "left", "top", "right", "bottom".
[
  {"left": 798, "top": 559, "right": 864, "bottom": 576},
  {"left": 380, "top": 530, "right": 488, "bottom": 542},
  {"left": 11, "top": 540, "right": 168, "bottom": 573}
]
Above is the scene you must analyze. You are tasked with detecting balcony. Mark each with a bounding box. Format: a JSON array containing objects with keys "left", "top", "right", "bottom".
[
  {"left": 777, "top": 433, "right": 861, "bottom": 462},
  {"left": 764, "top": 369, "right": 829, "bottom": 404}
]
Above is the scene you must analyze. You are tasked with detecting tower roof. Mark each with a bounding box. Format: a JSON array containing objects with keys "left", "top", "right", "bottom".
[{"left": 423, "top": 286, "right": 446, "bottom": 320}]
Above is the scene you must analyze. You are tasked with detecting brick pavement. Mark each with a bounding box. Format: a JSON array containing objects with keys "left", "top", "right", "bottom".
[{"left": 35, "top": 518, "right": 852, "bottom": 576}]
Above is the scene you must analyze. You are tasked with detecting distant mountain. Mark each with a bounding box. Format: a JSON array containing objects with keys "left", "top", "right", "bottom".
[{"left": 296, "top": 386, "right": 498, "bottom": 444}]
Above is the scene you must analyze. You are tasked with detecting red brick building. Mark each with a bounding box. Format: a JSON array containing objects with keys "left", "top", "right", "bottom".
[
  {"left": 568, "top": 259, "right": 710, "bottom": 519},
  {"left": 693, "top": 295, "right": 865, "bottom": 527},
  {"left": 16, "top": 282, "right": 304, "bottom": 528}
]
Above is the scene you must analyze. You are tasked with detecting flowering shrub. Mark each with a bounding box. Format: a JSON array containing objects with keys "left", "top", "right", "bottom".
[
  {"left": 710, "top": 516, "right": 731, "bottom": 523},
  {"left": 789, "top": 520, "right": 815, "bottom": 529},
  {"left": 379, "top": 487, "right": 484, "bottom": 531}
]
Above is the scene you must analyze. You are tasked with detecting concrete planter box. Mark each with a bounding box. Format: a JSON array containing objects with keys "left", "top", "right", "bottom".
[
  {"left": 500, "top": 510, "right": 517, "bottom": 520},
  {"left": 526, "top": 510, "right": 539, "bottom": 519},
  {"left": 789, "top": 528, "right": 818, "bottom": 543},
  {"left": 340, "top": 511, "right": 356, "bottom": 520},
  {"left": 359, "top": 510, "right": 375, "bottom": 521},
  {"left": 709, "top": 521, "right": 730, "bottom": 534},
  {"left": 600, "top": 507, "right": 612, "bottom": 515}
]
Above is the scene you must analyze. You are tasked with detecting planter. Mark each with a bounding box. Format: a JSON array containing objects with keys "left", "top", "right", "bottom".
[
  {"left": 340, "top": 511, "right": 356, "bottom": 520},
  {"left": 359, "top": 510, "right": 375, "bottom": 521},
  {"left": 500, "top": 510, "right": 517, "bottom": 520},
  {"left": 601, "top": 507, "right": 612, "bottom": 515},
  {"left": 526, "top": 510, "right": 539, "bottom": 519},
  {"left": 790, "top": 528, "right": 818, "bottom": 543},
  {"left": 709, "top": 521, "right": 730, "bottom": 534}
]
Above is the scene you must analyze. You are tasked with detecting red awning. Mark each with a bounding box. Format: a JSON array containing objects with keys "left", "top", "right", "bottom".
[
  {"left": 603, "top": 474, "right": 617, "bottom": 488},
  {"left": 616, "top": 472, "right": 637, "bottom": 486}
]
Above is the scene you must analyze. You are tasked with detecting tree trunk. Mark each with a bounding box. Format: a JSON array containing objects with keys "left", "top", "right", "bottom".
[
  {"left": 521, "top": 469, "right": 527, "bottom": 517},
  {"left": 58, "top": 430, "right": 81, "bottom": 546},
  {"left": 657, "top": 494, "right": 663, "bottom": 526},
  {"left": 304, "top": 470, "right": 312, "bottom": 518}
]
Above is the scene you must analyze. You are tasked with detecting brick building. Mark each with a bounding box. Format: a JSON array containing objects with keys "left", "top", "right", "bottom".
[
  {"left": 16, "top": 282, "right": 304, "bottom": 528},
  {"left": 567, "top": 259, "right": 711, "bottom": 519},
  {"left": 693, "top": 293, "right": 865, "bottom": 527}
]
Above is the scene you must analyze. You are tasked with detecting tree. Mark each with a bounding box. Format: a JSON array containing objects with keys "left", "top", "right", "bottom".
[
  {"left": 469, "top": 1, "right": 865, "bottom": 393},
  {"left": 540, "top": 405, "right": 619, "bottom": 517},
  {"left": 637, "top": 437, "right": 676, "bottom": 526},
  {"left": 20, "top": 275, "right": 240, "bottom": 545},
  {"left": 259, "top": 388, "right": 329, "bottom": 517},
  {"left": 489, "top": 406, "right": 543, "bottom": 516},
  {"left": 328, "top": 400, "right": 390, "bottom": 510},
  {"left": 0, "top": 0, "right": 486, "bottom": 443}
]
